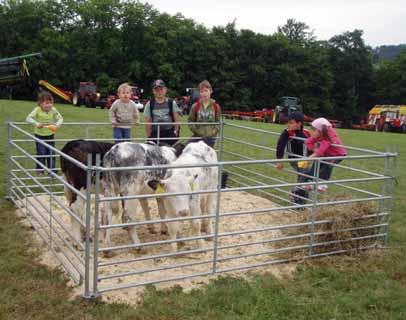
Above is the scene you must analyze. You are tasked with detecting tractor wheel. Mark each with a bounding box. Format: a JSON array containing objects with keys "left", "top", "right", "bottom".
[
  {"left": 85, "top": 97, "right": 92, "bottom": 108},
  {"left": 383, "top": 123, "right": 390, "bottom": 132},
  {"left": 72, "top": 92, "right": 81, "bottom": 107},
  {"left": 402, "top": 124, "right": 406, "bottom": 133}
]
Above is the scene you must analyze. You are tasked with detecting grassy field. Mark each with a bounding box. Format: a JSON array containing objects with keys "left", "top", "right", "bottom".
[{"left": 0, "top": 99, "right": 405, "bottom": 320}]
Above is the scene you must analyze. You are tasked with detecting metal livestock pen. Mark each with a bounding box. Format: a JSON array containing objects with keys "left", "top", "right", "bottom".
[{"left": 6, "top": 119, "right": 397, "bottom": 299}]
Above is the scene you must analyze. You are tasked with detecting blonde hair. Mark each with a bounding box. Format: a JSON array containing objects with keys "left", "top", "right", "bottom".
[
  {"left": 117, "top": 82, "right": 131, "bottom": 94},
  {"left": 198, "top": 80, "right": 213, "bottom": 92}
]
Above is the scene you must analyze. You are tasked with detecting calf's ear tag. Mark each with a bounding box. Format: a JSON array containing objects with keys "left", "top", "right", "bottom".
[
  {"left": 189, "top": 181, "right": 195, "bottom": 191},
  {"left": 156, "top": 183, "right": 165, "bottom": 194}
]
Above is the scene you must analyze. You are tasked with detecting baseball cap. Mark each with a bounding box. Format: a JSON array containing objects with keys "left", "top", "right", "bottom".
[
  {"left": 288, "top": 111, "right": 304, "bottom": 122},
  {"left": 152, "top": 79, "right": 166, "bottom": 88}
]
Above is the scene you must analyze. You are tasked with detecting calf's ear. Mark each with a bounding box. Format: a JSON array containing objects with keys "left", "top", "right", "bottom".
[
  {"left": 147, "top": 179, "right": 160, "bottom": 191},
  {"left": 148, "top": 179, "right": 166, "bottom": 194},
  {"left": 187, "top": 174, "right": 198, "bottom": 191},
  {"left": 173, "top": 142, "right": 186, "bottom": 157}
]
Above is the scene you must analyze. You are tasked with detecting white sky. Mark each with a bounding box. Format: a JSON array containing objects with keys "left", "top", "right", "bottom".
[{"left": 143, "top": 0, "right": 406, "bottom": 47}]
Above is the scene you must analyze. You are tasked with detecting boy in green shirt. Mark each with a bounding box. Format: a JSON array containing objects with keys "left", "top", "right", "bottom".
[
  {"left": 188, "top": 80, "right": 221, "bottom": 147},
  {"left": 26, "top": 91, "right": 63, "bottom": 175}
]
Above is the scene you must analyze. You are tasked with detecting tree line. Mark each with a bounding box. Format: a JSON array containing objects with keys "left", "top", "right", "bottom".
[{"left": 1, "top": 0, "right": 406, "bottom": 124}]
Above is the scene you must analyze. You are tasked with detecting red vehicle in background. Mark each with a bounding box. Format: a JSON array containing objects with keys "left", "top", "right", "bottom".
[{"left": 103, "top": 85, "right": 144, "bottom": 110}]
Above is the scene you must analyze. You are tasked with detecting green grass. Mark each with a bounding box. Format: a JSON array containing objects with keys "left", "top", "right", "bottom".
[{"left": 1, "top": 99, "right": 406, "bottom": 319}]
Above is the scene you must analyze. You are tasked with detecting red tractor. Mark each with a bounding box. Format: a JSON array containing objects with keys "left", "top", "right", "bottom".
[{"left": 72, "top": 82, "right": 101, "bottom": 108}]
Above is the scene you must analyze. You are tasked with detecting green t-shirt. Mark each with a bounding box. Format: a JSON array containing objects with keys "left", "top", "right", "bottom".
[
  {"left": 144, "top": 98, "right": 181, "bottom": 130},
  {"left": 26, "top": 106, "right": 63, "bottom": 136}
]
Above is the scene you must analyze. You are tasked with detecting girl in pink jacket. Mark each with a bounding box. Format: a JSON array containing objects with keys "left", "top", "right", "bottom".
[{"left": 305, "top": 118, "right": 347, "bottom": 192}]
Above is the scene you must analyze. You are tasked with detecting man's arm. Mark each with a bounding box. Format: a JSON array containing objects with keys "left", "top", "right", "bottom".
[
  {"left": 172, "top": 100, "right": 181, "bottom": 135},
  {"left": 173, "top": 111, "right": 180, "bottom": 136},
  {"left": 143, "top": 102, "right": 152, "bottom": 136}
]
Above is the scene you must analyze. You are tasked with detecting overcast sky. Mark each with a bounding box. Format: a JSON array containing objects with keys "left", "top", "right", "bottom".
[{"left": 143, "top": 0, "right": 405, "bottom": 47}]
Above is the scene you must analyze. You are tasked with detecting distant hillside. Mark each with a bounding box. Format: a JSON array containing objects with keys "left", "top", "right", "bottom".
[{"left": 373, "top": 44, "right": 406, "bottom": 62}]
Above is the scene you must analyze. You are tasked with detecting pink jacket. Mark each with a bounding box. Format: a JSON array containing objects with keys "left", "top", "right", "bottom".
[{"left": 306, "top": 127, "right": 347, "bottom": 157}]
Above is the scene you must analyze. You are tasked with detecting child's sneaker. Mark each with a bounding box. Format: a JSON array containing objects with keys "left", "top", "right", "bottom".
[{"left": 317, "top": 184, "right": 328, "bottom": 192}]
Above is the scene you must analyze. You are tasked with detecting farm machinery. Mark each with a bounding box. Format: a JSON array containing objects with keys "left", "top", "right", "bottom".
[
  {"left": 39, "top": 80, "right": 101, "bottom": 107},
  {"left": 272, "top": 96, "right": 303, "bottom": 124},
  {"left": 180, "top": 87, "right": 200, "bottom": 114},
  {"left": 356, "top": 105, "right": 406, "bottom": 132},
  {"left": 39, "top": 80, "right": 144, "bottom": 110},
  {"left": 0, "top": 52, "right": 42, "bottom": 98}
]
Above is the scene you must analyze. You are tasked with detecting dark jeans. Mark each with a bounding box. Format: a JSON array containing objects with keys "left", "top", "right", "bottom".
[
  {"left": 149, "top": 127, "right": 178, "bottom": 146},
  {"left": 309, "top": 159, "right": 342, "bottom": 181},
  {"left": 113, "top": 127, "right": 131, "bottom": 144},
  {"left": 35, "top": 134, "right": 56, "bottom": 173},
  {"left": 289, "top": 161, "right": 309, "bottom": 205},
  {"left": 187, "top": 136, "right": 216, "bottom": 148}
]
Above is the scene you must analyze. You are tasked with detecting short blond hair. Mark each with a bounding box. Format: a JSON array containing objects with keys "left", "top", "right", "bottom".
[
  {"left": 198, "top": 80, "right": 212, "bottom": 92},
  {"left": 117, "top": 82, "right": 131, "bottom": 94}
]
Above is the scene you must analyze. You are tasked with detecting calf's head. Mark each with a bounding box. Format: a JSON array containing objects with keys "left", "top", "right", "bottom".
[{"left": 148, "top": 174, "right": 198, "bottom": 217}]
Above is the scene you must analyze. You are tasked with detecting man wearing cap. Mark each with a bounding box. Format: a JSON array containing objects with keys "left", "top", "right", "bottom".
[{"left": 144, "top": 79, "right": 181, "bottom": 146}]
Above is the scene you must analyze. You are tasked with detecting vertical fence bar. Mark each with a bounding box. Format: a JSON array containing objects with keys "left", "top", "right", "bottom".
[
  {"left": 309, "top": 159, "right": 320, "bottom": 257},
  {"left": 212, "top": 163, "right": 223, "bottom": 274},
  {"left": 92, "top": 154, "right": 101, "bottom": 298},
  {"left": 219, "top": 119, "right": 225, "bottom": 161},
  {"left": 378, "top": 147, "right": 389, "bottom": 247},
  {"left": 6, "top": 117, "right": 13, "bottom": 200},
  {"left": 384, "top": 146, "right": 397, "bottom": 246},
  {"left": 157, "top": 123, "right": 160, "bottom": 145},
  {"left": 83, "top": 154, "right": 93, "bottom": 299}
]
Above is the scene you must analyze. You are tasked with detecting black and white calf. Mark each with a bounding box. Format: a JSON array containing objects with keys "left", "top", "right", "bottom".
[
  {"left": 148, "top": 141, "right": 219, "bottom": 252},
  {"left": 60, "top": 139, "right": 114, "bottom": 242},
  {"left": 102, "top": 142, "right": 183, "bottom": 247}
]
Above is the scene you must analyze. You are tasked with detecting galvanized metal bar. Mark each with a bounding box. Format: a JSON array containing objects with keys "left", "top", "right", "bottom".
[
  {"left": 97, "top": 153, "right": 392, "bottom": 173},
  {"left": 384, "top": 145, "right": 397, "bottom": 246},
  {"left": 219, "top": 117, "right": 225, "bottom": 161},
  {"left": 215, "top": 244, "right": 378, "bottom": 274},
  {"left": 98, "top": 246, "right": 212, "bottom": 268},
  {"left": 92, "top": 154, "right": 102, "bottom": 298},
  {"left": 214, "top": 223, "right": 387, "bottom": 252},
  {"left": 11, "top": 169, "right": 85, "bottom": 256},
  {"left": 13, "top": 193, "right": 84, "bottom": 283},
  {"left": 224, "top": 136, "right": 276, "bottom": 152},
  {"left": 6, "top": 117, "right": 13, "bottom": 200},
  {"left": 16, "top": 186, "right": 85, "bottom": 273},
  {"left": 10, "top": 158, "right": 87, "bottom": 224},
  {"left": 97, "top": 271, "right": 213, "bottom": 294},
  {"left": 99, "top": 259, "right": 212, "bottom": 281},
  {"left": 309, "top": 159, "right": 320, "bottom": 257},
  {"left": 217, "top": 234, "right": 385, "bottom": 264},
  {"left": 227, "top": 171, "right": 299, "bottom": 205},
  {"left": 99, "top": 212, "right": 216, "bottom": 230},
  {"left": 10, "top": 143, "right": 86, "bottom": 200},
  {"left": 228, "top": 166, "right": 310, "bottom": 204},
  {"left": 10, "top": 123, "right": 88, "bottom": 170},
  {"left": 225, "top": 122, "right": 391, "bottom": 156},
  {"left": 100, "top": 232, "right": 213, "bottom": 252},
  {"left": 83, "top": 154, "right": 93, "bottom": 299},
  {"left": 212, "top": 163, "right": 223, "bottom": 274}
]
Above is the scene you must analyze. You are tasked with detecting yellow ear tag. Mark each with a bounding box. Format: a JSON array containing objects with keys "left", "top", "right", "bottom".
[
  {"left": 156, "top": 183, "right": 165, "bottom": 194},
  {"left": 189, "top": 181, "right": 195, "bottom": 191},
  {"left": 298, "top": 160, "right": 310, "bottom": 169}
]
